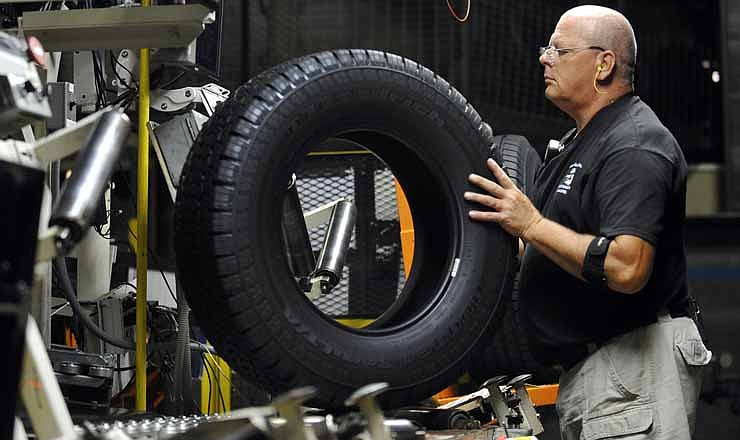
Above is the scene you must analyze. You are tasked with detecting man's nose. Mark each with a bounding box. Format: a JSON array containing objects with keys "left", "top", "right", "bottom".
[{"left": 539, "top": 52, "right": 551, "bottom": 67}]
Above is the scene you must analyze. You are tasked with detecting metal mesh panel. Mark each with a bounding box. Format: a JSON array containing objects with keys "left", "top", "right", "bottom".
[
  {"left": 294, "top": 153, "right": 405, "bottom": 319},
  {"left": 374, "top": 169, "right": 408, "bottom": 293}
]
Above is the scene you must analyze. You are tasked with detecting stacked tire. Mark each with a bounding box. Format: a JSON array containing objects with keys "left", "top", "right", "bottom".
[{"left": 471, "top": 135, "right": 560, "bottom": 384}]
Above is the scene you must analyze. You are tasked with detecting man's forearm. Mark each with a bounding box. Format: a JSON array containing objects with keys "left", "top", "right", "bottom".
[
  {"left": 466, "top": 160, "right": 653, "bottom": 293},
  {"left": 522, "top": 217, "right": 595, "bottom": 281}
]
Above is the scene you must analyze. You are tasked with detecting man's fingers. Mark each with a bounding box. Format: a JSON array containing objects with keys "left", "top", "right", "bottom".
[
  {"left": 468, "top": 210, "right": 505, "bottom": 222},
  {"left": 468, "top": 173, "right": 505, "bottom": 197},
  {"left": 487, "top": 158, "right": 516, "bottom": 189},
  {"left": 464, "top": 191, "right": 499, "bottom": 209}
]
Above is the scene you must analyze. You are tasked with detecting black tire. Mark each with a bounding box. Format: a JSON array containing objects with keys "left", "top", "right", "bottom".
[
  {"left": 174, "top": 50, "right": 517, "bottom": 409},
  {"left": 489, "top": 134, "right": 541, "bottom": 199},
  {"left": 471, "top": 135, "right": 559, "bottom": 384},
  {"left": 471, "top": 275, "right": 560, "bottom": 384}
]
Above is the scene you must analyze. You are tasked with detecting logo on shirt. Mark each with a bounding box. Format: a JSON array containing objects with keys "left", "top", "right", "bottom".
[{"left": 557, "top": 162, "right": 583, "bottom": 195}]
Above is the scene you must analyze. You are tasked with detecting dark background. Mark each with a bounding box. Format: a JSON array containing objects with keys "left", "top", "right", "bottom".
[{"left": 217, "top": 0, "right": 723, "bottom": 164}]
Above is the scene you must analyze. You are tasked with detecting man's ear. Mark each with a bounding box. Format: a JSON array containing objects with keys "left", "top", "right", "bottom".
[{"left": 596, "top": 51, "right": 617, "bottom": 80}]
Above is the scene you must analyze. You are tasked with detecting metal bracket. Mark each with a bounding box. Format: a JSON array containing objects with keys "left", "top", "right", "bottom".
[
  {"left": 150, "top": 86, "right": 200, "bottom": 113},
  {"left": 199, "top": 83, "right": 230, "bottom": 116},
  {"left": 0, "top": 139, "right": 39, "bottom": 169},
  {"left": 30, "top": 109, "right": 105, "bottom": 164},
  {"left": 20, "top": 318, "right": 77, "bottom": 440},
  {"left": 21, "top": 4, "right": 213, "bottom": 51},
  {"left": 73, "top": 51, "right": 97, "bottom": 113},
  {"left": 148, "top": 110, "right": 209, "bottom": 202},
  {"left": 271, "top": 386, "right": 318, "bottom": 440},
  {"left": 303, "top": 199, "right": 346, "bottom": 231},
  {"left": 480, "top": 375, "right": 512, "bottom": 426},
  {"left": 150, "top": 83, "right": 230, "bottom": 117},
  {"left": 438, "top": 387, "right": 489, "bottom": 413},
  {"left": 113, "top": 49, "right": 137, "bottom": 96},
  {"left": 508, "top": 374, "right": 544, "bottom": 435},
  {"left": 345, "top": 383, "right": 392, "bottom": 440}
]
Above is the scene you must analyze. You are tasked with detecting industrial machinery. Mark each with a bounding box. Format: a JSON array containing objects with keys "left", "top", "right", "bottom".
[
  {"left": 0, "top": 2, "right": 555, "bottom": 440},
  {"left": 0, "top": 26, "right": 131, "bottom": 440},
  {"left": 0, "top": 3, "right": 369, "bottom": 438}
]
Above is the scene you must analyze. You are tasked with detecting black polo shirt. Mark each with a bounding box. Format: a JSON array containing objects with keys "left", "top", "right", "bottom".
[{"left": 519, "top": 94, "right": 691, "bottom": 366}]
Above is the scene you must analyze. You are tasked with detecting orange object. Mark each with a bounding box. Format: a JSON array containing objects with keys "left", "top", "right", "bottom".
[
  {"left": 446, "top": 0, "right": 471, "bottom": 22},
  {"left": 435, "top": 384, "right": 559, "bottom": 408},
  {"left": 394, "top": 179, "right": 414, "bottom": 278},
  {"left": 433, "top": 385, "right": 458, "bottom": 402},
  {"left": 65, "top": 327, "right": 77, "bottom": 348},
  {"left": 525, "top": 383, "right": 559, "bottom": 406}
]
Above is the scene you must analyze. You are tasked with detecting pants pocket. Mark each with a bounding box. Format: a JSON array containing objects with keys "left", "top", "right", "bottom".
[
  {"left": 584, "top": 337, "right": 649, "bottom": 418},
  {"left": 674, "top": 331, "right": 711, "bottom": 433},
  {"left": 675, "top": 338, "right": 711, "bottom": 367},
  {"left": 581, "top": 407, "right": 654, "bottom": 440}
]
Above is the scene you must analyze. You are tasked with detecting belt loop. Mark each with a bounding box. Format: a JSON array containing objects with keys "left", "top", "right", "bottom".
[{"left": 657, "top": 309, "right": 672, "bottom": 323}]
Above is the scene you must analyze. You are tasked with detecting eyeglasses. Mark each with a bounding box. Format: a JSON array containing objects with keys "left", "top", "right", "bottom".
[{"left": 538, "top": 45, "right": 605, "bottom": 62}]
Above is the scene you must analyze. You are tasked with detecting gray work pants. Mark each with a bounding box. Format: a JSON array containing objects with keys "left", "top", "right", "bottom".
[{"left": 556, "top": 315, "right": 711, "bottom": 440}]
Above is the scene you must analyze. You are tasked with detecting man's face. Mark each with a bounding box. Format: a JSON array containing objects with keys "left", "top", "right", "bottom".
[{"left": 540, "top": 16, "right": 599, "bottom": 110}]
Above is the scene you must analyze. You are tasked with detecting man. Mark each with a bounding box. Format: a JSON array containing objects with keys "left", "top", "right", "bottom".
[{"left": 464, "top": 5, "right": 711, "bottom": 440}]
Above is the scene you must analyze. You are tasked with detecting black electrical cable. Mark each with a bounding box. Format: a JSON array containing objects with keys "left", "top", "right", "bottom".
[
  {"left": 201, "top": 351, "right": 213, "bottom": 413},
  {"left": 92, "top": 51, "right": 108, "bottom": 108},
  {"left": 127, "top": 225, "right": 178, "bottom": 305},
  {"left": 114, "top": 281, "right": 138, "bottom": 292},
  {"left": 214, "top": 364, "right": 227, "bottom": 412},
  {"left": 109, "top": 51, "right": 134, "bottom": 91},
  {"left": 114, "top": 365, "right": 137, "bottom": 372},
  {"left": 200, "top": 349, "right": 226, "bottom": 412},
  {"left": 53, "top": 257, "right": 135, "bottom": 350},
  {"left": 109, "top": 89, "right": 136, "bottom": 107},
  {"left": 155, "top": 71, "right": 186, "bottom": 90}
]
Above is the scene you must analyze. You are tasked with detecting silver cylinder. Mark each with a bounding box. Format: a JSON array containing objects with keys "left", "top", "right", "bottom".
[
  {"left": 314, "top": 200, "right": 356, "bottom": 287},
  {"left": 88, "top": 365, "right": 113, "bottom": 379},
  {"left": 49, "top": 109, "right": 130, "bottom": 245},
  {"left": 58, "top": 361, "right": 82, "bottom": 375}
]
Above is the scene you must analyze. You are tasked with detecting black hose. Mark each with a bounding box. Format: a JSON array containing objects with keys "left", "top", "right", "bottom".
[
  {"left": 53, "top": 257, "right": 135, "bottom": 350},
  {"left": 174, "top": 283, "right": 191, "bottom": 415}
]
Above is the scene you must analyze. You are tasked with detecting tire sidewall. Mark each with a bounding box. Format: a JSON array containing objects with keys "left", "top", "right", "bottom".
[{"left": 237, "top": 67, "right": 513, "bottom": 385}]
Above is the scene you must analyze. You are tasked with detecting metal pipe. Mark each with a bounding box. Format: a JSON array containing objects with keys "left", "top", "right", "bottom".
[
  {"left": 136, "top": 0, "right": 152, "bottom": 411},
  {"left": 48, "top": 109, "right": 130, "bottom": 252},
  {"left": 313, "top": 200, "right": 356, "bottom": 292}
]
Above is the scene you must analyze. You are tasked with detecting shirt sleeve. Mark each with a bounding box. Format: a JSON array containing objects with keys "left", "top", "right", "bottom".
[{"left": 593, "top": 149, "right": 673, "bottom": 245}]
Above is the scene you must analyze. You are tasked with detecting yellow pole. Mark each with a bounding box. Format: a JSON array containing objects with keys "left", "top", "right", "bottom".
[{"left": 135, "top": 0, "right": 151, "bottom": 412}]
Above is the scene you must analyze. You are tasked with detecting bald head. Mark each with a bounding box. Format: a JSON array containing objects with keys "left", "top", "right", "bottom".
[{"left": 559, "top": 5, "right": 637, "bottom": 84}]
